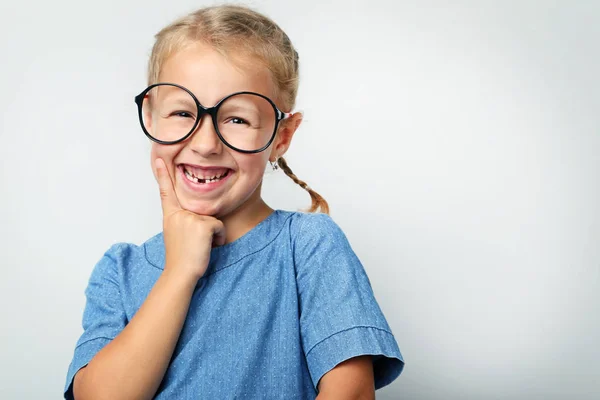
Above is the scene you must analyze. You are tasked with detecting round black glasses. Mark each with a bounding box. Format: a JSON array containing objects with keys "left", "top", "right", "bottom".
[{"left": 134, "top": 83, "right": 291, "bottom": 154}]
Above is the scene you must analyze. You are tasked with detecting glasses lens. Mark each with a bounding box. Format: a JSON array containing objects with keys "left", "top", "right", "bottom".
[
  {"left": 141, "top": 84, "right": 197, "bottom": 143},
  {"left": 217, "top": 93, "right": 276, "bottom": 151}
]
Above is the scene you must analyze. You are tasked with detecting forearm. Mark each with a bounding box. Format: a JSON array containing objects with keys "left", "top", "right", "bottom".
[
  {"left": 73, "top": 269, "right": 196, "bottom": 400},
  {"left": 316, "top": 392, "right": 374, "bottom": 400}
]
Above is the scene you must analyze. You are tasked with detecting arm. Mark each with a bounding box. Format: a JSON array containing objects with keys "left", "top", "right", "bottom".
[
  {"left": 73, "top": 159, "right": 225, "bottom": 400},
  {"left": 294, "top": 213, "right": 404, "bottom": 394},
  {"left": 73, "top": 269, "right": 196, "bottom": 400},
  {"left": 316, "top": 356, "right": 375, "bottom": 400}
]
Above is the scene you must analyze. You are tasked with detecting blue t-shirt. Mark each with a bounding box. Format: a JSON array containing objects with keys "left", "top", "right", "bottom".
[{"left": 64, "top": 210, "right": 404, "bottom": 399}]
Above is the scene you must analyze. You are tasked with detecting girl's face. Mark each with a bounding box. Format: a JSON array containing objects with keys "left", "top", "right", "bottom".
[{"left": 149, "top": 43, "right": 297, "bottom": 218}]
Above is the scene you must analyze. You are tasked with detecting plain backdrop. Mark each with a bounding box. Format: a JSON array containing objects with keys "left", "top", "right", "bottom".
[{"left": 1, "top": 0, "right": 599, "bottom": 399}]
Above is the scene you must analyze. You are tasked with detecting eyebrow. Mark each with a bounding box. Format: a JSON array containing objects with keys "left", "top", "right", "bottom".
[
  {"left": 221, "top": 96, "right": 263, "bottom": 110},
  {"left": 162, "top": 95, "right": 196, "bottom": 108},
  {"left": 221, "top": 102, "right": 260, "bottom": 111}
]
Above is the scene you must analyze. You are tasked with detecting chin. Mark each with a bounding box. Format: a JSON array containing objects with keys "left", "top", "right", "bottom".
[{"left": 180, "top": 198, "right": 223, "bottom": 217}]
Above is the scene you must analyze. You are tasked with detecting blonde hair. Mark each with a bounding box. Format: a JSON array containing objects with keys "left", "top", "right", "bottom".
[{"left": 148, "top": 4, "right": 329, "bottom": 213}]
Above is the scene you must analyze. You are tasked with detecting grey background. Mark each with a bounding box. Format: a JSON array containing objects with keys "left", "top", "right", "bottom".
[{"left": 1, "top": 0, "right": 598, "bottom": 399}]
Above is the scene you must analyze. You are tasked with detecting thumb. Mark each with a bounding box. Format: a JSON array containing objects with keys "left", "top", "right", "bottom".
[{"left": 155, "top": 158, "right": 181, "bottom": 215}]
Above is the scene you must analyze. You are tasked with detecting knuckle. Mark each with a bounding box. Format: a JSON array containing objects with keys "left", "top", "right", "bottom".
[{"left": 159, "top": 188, "right": 169, "bottom": 199}]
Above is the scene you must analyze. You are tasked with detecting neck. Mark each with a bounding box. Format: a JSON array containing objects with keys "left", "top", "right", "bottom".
[{"left": 219, "top": 185, "right": 273, "bottom": 245}]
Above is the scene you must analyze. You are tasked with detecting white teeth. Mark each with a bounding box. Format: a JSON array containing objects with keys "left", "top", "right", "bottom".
[{"left": 183, "top": 167, "right": 228, "bottom": 184}]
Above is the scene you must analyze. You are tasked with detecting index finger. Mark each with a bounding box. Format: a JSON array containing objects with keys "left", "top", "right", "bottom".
[
  {"left": 154, "top": 158, "right": 182, "bottom": 215},
  {"left": 210, "top": 219, "right": 226, "bottom": 248}
]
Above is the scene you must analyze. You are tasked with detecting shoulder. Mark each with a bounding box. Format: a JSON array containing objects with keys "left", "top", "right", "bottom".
[
  {"left": 91, "top": 234, "right": 162, "bottom": 276},
  {"left": 101, "top": 241, "right": 140, "bottom": 261},
  {"left": 285, "top": 212, "right": 356, "bottom": 268},
  {"left": 287, "top": 211, "right": 347, "bottom": 243},
  {"left": 100, "top": 241, "right": 147, "bottom": 265}
]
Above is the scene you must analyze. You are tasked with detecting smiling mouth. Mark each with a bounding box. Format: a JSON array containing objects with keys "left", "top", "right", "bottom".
[{"left": 181, "top": 165, "right": 231, "bottom": 184}]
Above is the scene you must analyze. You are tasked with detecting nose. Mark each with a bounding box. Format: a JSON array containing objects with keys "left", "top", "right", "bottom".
[{"left": 187, "top": 113, "right": 223, "bottom": 156}]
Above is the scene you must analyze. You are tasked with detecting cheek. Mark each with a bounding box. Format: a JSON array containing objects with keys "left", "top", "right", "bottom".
[
  {"left": 237, "top": 154, "right": 269, "bottom": 181},
  {"left": 150, "top": 148, "right": 159, "bottom": 181},
  {"left": 150, "top": 144, "right": 180, "bottom": 180}
]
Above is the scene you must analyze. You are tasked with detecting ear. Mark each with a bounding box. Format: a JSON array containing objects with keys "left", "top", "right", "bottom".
[{"left": 270, "top": 111, "right": 303, "bottom": 161}]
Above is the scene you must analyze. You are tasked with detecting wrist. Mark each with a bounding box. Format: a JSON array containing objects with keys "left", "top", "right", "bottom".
[{"left": 160, "top": 266, "right": 200, "bottom": 293}]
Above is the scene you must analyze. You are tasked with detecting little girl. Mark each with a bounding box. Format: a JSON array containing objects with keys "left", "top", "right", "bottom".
[{"left": 64, "top": 5, "right": 404, "bottom": 399}]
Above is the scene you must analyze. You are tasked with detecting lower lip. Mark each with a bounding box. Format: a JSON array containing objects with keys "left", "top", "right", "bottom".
[{"left": 178, "top": 165, "right": 232, "bottom": 194}]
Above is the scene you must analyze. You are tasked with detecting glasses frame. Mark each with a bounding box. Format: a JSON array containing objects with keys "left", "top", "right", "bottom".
[{"left": 134, "top": 82, "right": 292, "bottom": 154}]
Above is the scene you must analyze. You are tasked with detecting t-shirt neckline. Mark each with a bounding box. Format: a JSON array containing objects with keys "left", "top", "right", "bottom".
[{"left": 144, "top": 209, "right": 292, "bottom": 275}]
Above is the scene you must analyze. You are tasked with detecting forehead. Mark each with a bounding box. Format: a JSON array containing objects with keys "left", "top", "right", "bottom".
[{"left": 158, "top": 42, "right": 277, "bottom": 107}]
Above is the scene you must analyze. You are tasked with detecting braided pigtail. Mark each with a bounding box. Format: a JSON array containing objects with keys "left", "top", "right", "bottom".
[{"left": 277, "top": 157, "right": 329, "bottom": 214}]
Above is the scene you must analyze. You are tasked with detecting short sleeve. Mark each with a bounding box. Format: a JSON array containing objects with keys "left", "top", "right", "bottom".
[
  {"left": 63, "top": 244, "right": 129, "bottom": 399},
  {"left": 294, "top": 214, "right": 404, "bottom": 391}
]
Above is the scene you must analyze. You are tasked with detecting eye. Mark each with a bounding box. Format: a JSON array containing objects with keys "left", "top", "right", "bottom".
[
  {"left": 223, "top": 116, "right": 250, "bottom": 125},
  {"left": 173, "top": 111, "right": 194, "bottom": 118},
  {"left": 230, "top": 117, "right": 248, "bottom": 125}
]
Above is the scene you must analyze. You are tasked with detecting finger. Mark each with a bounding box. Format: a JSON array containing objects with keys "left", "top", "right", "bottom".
[
  {"left": 211, "top": 220, "right": 226, "bottom": 247},
  {"left": 155, "top": 158, "right": 181, "bottom": 215}
]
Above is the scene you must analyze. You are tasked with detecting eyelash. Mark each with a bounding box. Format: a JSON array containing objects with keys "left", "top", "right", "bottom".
[
  {"left": 229, "top": 117, "right": 249, "bottom": 125},
  {"left": 173, "top": 111, "right": 194, "bottom": 118},
  {"left": 169, "top": 112, "right": 250, "bottom": 126}
]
